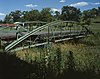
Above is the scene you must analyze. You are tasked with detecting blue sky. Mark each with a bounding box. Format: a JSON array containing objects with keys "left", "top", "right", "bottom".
[{"left": 0, "top": 0, "right": 100, "bottom": 20}]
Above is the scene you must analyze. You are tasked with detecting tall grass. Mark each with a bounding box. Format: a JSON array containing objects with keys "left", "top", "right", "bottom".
[{"left": 7, "top": 22, "right": 99, "bottom": 79}]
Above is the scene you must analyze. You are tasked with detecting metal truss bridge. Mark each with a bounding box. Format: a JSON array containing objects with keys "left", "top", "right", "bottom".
[{"left": 0, "top": 20, "right": 93, "bottom": 52}]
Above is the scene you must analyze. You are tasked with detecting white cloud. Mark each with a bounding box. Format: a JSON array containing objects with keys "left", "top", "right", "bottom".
[
  {"left": 59, "top": 0, "right": 66, "bottom": 3},
  {"left": 0, "top": 13, "right": 5, "bottom": 16},
  {"left": 25, "top": 4, "right": 38, "bottom": 8},
  {"left": 70, "top": 2, "right": 88, "bottom": 7},
  {"left": 92, "top": 2, "right": 100, "bottom": 5},
  {"left": 51, "top": 8, "right": 61, "bottom": 12}
]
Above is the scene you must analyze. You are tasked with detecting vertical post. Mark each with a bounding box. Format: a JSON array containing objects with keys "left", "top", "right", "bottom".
[
  {"left": 70, "top": 26, "right": 71, "bottom": 36},
  {"left": 28, "top": 24, "right": 30, "bottom": 31},
  {"left": 66, "top": 22, "right": 68, "bottom": 36},
  {"left": 61, "top": 22, "right": 63, "bottom": 40},
  {"left": 47, "top": 26, "right": 50, "bottom": 48},
  {"left": 0, "top": 37, "right": 2, "bottom": 48},
  {"left": 16, "top": 25, "right": 19, "bottom": 39},
  {"left": 77, "top": 23, "right": 79, "bottom": 34},
  {"left": 29, "top": 37, "right": 31, "bottom": 48},
  {"left": 38, "top": 22, "right": 40, "bottom": 27},
  {"left": 45, "top": 25, "right": 50, "bottom": 67},
  {"left": 73, "top": 23, "right": 74, "bottom": 35},
  {"left": 53, "top": 26, "right": 55, "bottom": 43}
]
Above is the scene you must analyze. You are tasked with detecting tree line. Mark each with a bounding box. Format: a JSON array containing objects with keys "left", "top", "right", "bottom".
[{"left": 0, "top": 6, "right": 100, "bottom": 23}]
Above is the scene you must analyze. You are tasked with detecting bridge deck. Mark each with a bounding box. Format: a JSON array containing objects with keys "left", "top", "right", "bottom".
[{"left": 0, "top": 30, "right": 83, "bottom": 40}]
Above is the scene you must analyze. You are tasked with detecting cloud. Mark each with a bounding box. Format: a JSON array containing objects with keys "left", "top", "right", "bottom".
[
  {"left": 0, "top": 13, "right": 5, "bottom": 16},
  {"left": 59, "top": 0, "right": 66, "bottom": 3},
  {"left": 51, "top": 8, "right": 61, "bottom": 12},
  {"left": 91, "top": 2, "right": 100, "bottom": 5},
  {"left": 70, "top": 2, "right": 88, "bottom": 7},
  {"left": 25, "top": 4, "right": 38, "bottom": 8}
]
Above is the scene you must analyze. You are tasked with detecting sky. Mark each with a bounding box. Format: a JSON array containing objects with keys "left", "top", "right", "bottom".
[{"left": 0, "top": 0, "right": 100, "bottom": 20}]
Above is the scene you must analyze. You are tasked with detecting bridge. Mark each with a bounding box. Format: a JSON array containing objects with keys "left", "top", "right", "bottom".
[{"left": 0, "top": 20, "right": 93, "bottom": 52}]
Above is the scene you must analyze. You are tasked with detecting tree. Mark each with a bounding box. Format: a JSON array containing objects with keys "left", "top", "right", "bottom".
[
  {"left": 82, "top": 8, "right": 99, "bottom": 24},
  {"left": 4, "top": 15, "right": 12, "bottom": 23},
  {"left": 21, "top": 11, "right": 29, "bottom": 21},
  {"left": 23, "top": 10, "right": 40, "bottom": 21},
  {"left": 40, "top": 8, "right": 54, "bottom": 22},
  {"left": 61, "top": 6, "right": 81, "bottom": 21},
  {"left": 0, "top": 20, "right": 3, "bottom": 23},
  {"left": 54, "top": 11, "right": 61, "bottom": 20},
  {"left": 90, "top": 8, "right": 98, "bottom": 17},
  {"left": 9, "top": 10, "right": 22, "bottom": 22},
  {"left": 98, "top": 7, "right": 100, "bottom": 16},
  {"left": 82, "top": 8, "right": 99, "bottom": 21},
  {"left": 82, "top": 10, "right": 91, "bottom": 20}
]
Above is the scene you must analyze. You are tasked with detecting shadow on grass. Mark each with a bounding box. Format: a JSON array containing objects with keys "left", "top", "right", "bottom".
[{"left": 0, "top": 52, "right": 35, "bottom": 79}]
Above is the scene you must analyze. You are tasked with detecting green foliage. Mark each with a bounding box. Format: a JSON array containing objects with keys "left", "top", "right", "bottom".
[
  {"left": 39, "top": 8, "right": 54, "bottom": 22},
  {"left": 0, "top": 20, "right": 3, "bottom": 23},
  {"left": 23, "top": 10, "right": 40, "bottom": 21},
  {"left": 61, "top": 6, "right": 81, "bottom": 21},
  {"left": 66, "top": 51, "right": 75, "bottom": 71},
  {"left": 82, "top": 8, "right": 100, "bottom": 23},
  {"left": 9, "top": 10, "right": 22, "bottom": 22},
  {"left": 4, "top": 15, "right": 13, "bottom": 23},
  {"left": 7, "top": 45, "right": 100, "bottom": 79},
  {"left": 54, "top": 11, "right": 61, "bottom": 20}
]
